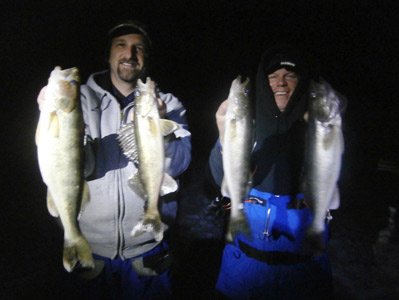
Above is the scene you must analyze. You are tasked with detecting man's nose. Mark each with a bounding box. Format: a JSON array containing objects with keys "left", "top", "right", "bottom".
[
  {"left": 126, "top": 46, "right": 137, "bottom": 59},
  {"left": 277, "top": 77, "right": 287, "bottom": 86}
]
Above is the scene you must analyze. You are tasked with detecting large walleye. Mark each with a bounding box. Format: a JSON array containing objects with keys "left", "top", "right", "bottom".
[
  {"left": 36, "top": 66, "right": 94, "bottom": 272},
  {"left": 222, "top": 76, "right": 252, "bottom": 242},
  {"left": 303, "top": 79, "right": 345, "bottom": 255},
  {"left": 118, "top": 77, "right": 179, "bottom": 242}
]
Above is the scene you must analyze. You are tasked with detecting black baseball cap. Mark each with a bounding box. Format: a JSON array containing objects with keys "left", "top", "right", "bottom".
[
  {"left": 264, "top": 52, "right": 298, "bottom": 75},
  {"left": 108, "top": 20, "right": 152, "bottom": 47}
]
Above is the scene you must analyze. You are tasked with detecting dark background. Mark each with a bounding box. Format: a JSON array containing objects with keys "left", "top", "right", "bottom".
[{"left": 1, "top": 1, "right": 399, "bottom": 299}]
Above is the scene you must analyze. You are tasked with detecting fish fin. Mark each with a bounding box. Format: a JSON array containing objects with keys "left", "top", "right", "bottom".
[
  {"left": 328, "top": 185, "right": 340, "bottom": 210},
  {"left": 304, "top": 227, "right": 325, "bottom": 257},
  {"left": 118, "top": 122, "right": 138, "bottom": 162},
  {"left": 160, "top": 173, "right": 178, "bottom": 196},
  {"left": 49, "top": 112, "right": 60, "bottom": 138},
  {"left": 35, "top": 120, "right": 41, "bottom": 146},
  {"left": 160, "top": 119, "right": 179, "bottom": 136},
  {"left": 227, "top": 212, "right": 251, "bottom": 242},
  {"left": 63, "top": 236, "right": 94, "bottom": 272},
  {"left": 245, "top": 173, "right": 253, "bottom": 196},
  {"left": 128, "top": 171, "right": 146, "bottom": 198},
  {"left": 221, "top": 178, "right": 230, "bottom": 198},
  {"left": 131, "top": 215, "right": 163, "bottom": 242},
  {"left": 47, "top": 190, "right": 59, "bottom": 217},
  {"left": 78, "top": 181, "right": 90, "bottom": 217}
]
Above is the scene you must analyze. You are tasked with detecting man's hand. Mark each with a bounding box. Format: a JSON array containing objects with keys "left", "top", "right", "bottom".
[
  {"left": 128, "top": 97, "right": 166, "bottom": 122},
  {"left": 216, "top": 99, "right": 228, "bottom": 146},
  {"left": 157, "top": 97, "right": 167, "bottom": 118},
  {"left": 303, "top": 111, "right": 309, "bottom": 122}
]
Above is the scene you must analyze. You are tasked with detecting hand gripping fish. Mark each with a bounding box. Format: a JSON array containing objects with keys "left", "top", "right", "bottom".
[
  {"left": 118, "top": 78, "right": 179, "bottom": 242},
  {"left": 36, "top": 66, "right": 94, "bottom": 272},
  {"left": 222, "top": 76, "right": 252, "bottom": 242},
  {"left": 303, "top": 79, "right": 345, "bottom": 255}
]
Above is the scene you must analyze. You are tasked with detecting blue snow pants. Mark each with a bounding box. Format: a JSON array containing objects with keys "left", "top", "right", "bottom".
[
  {"left": 79, "top": 242, "right": 173, "bottom": 300},
  {"left": 216, "top": 189, "right": 333, "bottom": 300}
]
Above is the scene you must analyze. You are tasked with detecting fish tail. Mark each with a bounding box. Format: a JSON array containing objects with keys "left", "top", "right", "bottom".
[
  {"left": 63, "top": 236, "right": 94, "bottom": 272},
  {"left": 304, "top": 227, "right": 325, "bottom": 257},
  {"left": 226, "top": 213, "right": 251, "bottom": 242},
  {"left": 131, "top": 216, "right": 163, "bottom": 242}
]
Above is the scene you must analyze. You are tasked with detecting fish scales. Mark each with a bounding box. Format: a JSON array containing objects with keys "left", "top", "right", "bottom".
[
  {"left": 36, "top": 66, "right": 94, "bottom": 272},
  {"left": 222, "top": 76, "right": 252, "bottom": 242},
  {"left": 303, "top": 79, "right": 344, "bottom": 255}
]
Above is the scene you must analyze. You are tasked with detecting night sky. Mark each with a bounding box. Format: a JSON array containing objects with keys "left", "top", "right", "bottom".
[
  {"left": 3, "top": 1, "right": 398, "bottom": 164},
  {"left": 1, "top": 1, "right": 398, "bottom": 296}
]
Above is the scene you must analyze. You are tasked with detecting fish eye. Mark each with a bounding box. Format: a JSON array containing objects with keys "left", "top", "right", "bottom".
[
  {"left": 311, "top": 92, "right": 317, "bottom": 98},
  {"left": 134, "top": 90, "right": 141, "bottom": 97}
]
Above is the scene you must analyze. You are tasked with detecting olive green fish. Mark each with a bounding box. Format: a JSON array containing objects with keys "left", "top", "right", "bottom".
[
  {"left": 118, "top": 77, "right": 179, "bottom": 242},
  {"left": 36, "top": 66, "right": 93, "bottom": 272},
  {"left": 302, "top": 79, "right": 344, "bottom": 255},
  {"left": 222, "top": 76, "right": 252, "bottom": 242}
]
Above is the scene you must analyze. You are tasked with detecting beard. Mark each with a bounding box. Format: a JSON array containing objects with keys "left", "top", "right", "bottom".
[{"left": 116, "top": 59, "right": 147, "bottom": 83}]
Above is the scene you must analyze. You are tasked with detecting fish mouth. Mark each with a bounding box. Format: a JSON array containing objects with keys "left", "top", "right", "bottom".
[{"left": 314, "top": 98, "right": 340, "bottom": 122}]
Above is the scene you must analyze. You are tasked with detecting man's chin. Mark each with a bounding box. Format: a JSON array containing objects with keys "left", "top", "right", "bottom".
[
  {"left": 118, "top": 70, "right": 145, "bottom": 83},
  {"left": 119, "top": 73, "right": 139, "bottom": 83}
]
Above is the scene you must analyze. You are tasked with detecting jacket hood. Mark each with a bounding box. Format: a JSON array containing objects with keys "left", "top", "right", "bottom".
[
  {"left": 252, "top": 45, "right": 310, "bottom": 194},
  {"left": 255, "top": 45, "right": 310, "bottom": 145}
]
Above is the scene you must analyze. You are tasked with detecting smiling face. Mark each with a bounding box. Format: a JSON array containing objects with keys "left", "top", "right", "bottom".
[
  {"left": 108, "top": 33, "right": 148, "bottom": 90},
  {"left": 267, "top": 68, "right": 298, "bottom": 111}
]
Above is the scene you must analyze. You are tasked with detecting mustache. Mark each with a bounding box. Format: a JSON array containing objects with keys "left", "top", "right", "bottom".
[{"left": 120, "top": 59, "right": 138, "bottom": 65}]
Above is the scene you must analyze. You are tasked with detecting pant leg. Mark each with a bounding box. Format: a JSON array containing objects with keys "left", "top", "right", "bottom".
[
  {"left": 120, "top": 259, "right": 172, "bottom": 300},
  {"left": 216, "top": 244, "right": 333, "bottom": 300},
  {"left": 216, "top": 190, "right": 333, "bottom": 300},
  {"left": 77, "top": 243, "right": 173, "bottom": 300}
]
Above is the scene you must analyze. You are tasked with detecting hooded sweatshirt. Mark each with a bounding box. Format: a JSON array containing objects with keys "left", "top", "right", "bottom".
[{"left": 78, "top": 70, "right": 191, "bottom": 259}]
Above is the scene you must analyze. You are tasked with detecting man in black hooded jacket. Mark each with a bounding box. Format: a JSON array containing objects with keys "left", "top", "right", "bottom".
[{"left": 208, "top": 46, "right": 335, "bottom": 300}]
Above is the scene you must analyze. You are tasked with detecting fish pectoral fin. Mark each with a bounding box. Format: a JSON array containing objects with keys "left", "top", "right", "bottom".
[
  {"left": 221, "top": 178, "right": 230, "bottom": 198},
  {"left": 47, "top": 190, "right": 59, "bottom": 217},
  {"left": 35, "top": 121, "right": 41, "bottom": 146},
  {"left": 128, "top": 171, "right": 146, "bottom": 198},
  {"left": 48, "top": 112, "right": 60, "bottom": 138},
  {"left": 160, "top": 119, "right": 179, "bottom": 136},
  {"left": 78, "top": 181, "right": 90, "bottom": 217},
  {"left": 160, "top": 173, "right": 178, "bottom": 196},
  {"left": 329, "top": 185, "right": 340, "bottom": 210}
]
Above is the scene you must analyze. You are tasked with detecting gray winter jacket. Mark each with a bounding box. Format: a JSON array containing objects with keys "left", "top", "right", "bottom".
[{"left": 78, "top": 70, "right": 191, "bottom": 259}]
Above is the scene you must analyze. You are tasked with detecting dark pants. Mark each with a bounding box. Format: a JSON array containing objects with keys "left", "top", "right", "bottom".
[{"left": 78, "top": 242, "right": 173, "bottom": 300}]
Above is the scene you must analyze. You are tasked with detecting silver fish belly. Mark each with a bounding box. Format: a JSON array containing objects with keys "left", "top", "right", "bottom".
[
  {"left": 303, "top": 79, "right": 345, "bottom": 255},
  {"left": 36, "top": 66, "right": 93, "bottom": 272},
  {"left": 118, "top": 77, "right": 179, "bottom": 242},
  {"left": 222, "top": 76, "right": 252, "bottom": 242}
]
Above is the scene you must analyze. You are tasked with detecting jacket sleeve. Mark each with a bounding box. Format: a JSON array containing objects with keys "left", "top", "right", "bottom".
[
  {"left": 160, "top": 92, "right": 192, "bottom": 178},
  {"left": 79, "top": 85, "right": 100, "bottom": 179},
  {"left": 208, "top": 139, "right": 224, "bottom": 187}
]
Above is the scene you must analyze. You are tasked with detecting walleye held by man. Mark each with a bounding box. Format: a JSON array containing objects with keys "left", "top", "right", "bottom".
[
  {"left": 221, "top": 76, "right": 253, "bottom": 242},
  {"left": 118, "top": 77, "right": 179, "bottom": 242},
  {"left": 302, "top": 79, "right": 345, "bottom": 255},
  {"left": 36, "top": 66, "right": 94, "bottom": 272}
]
